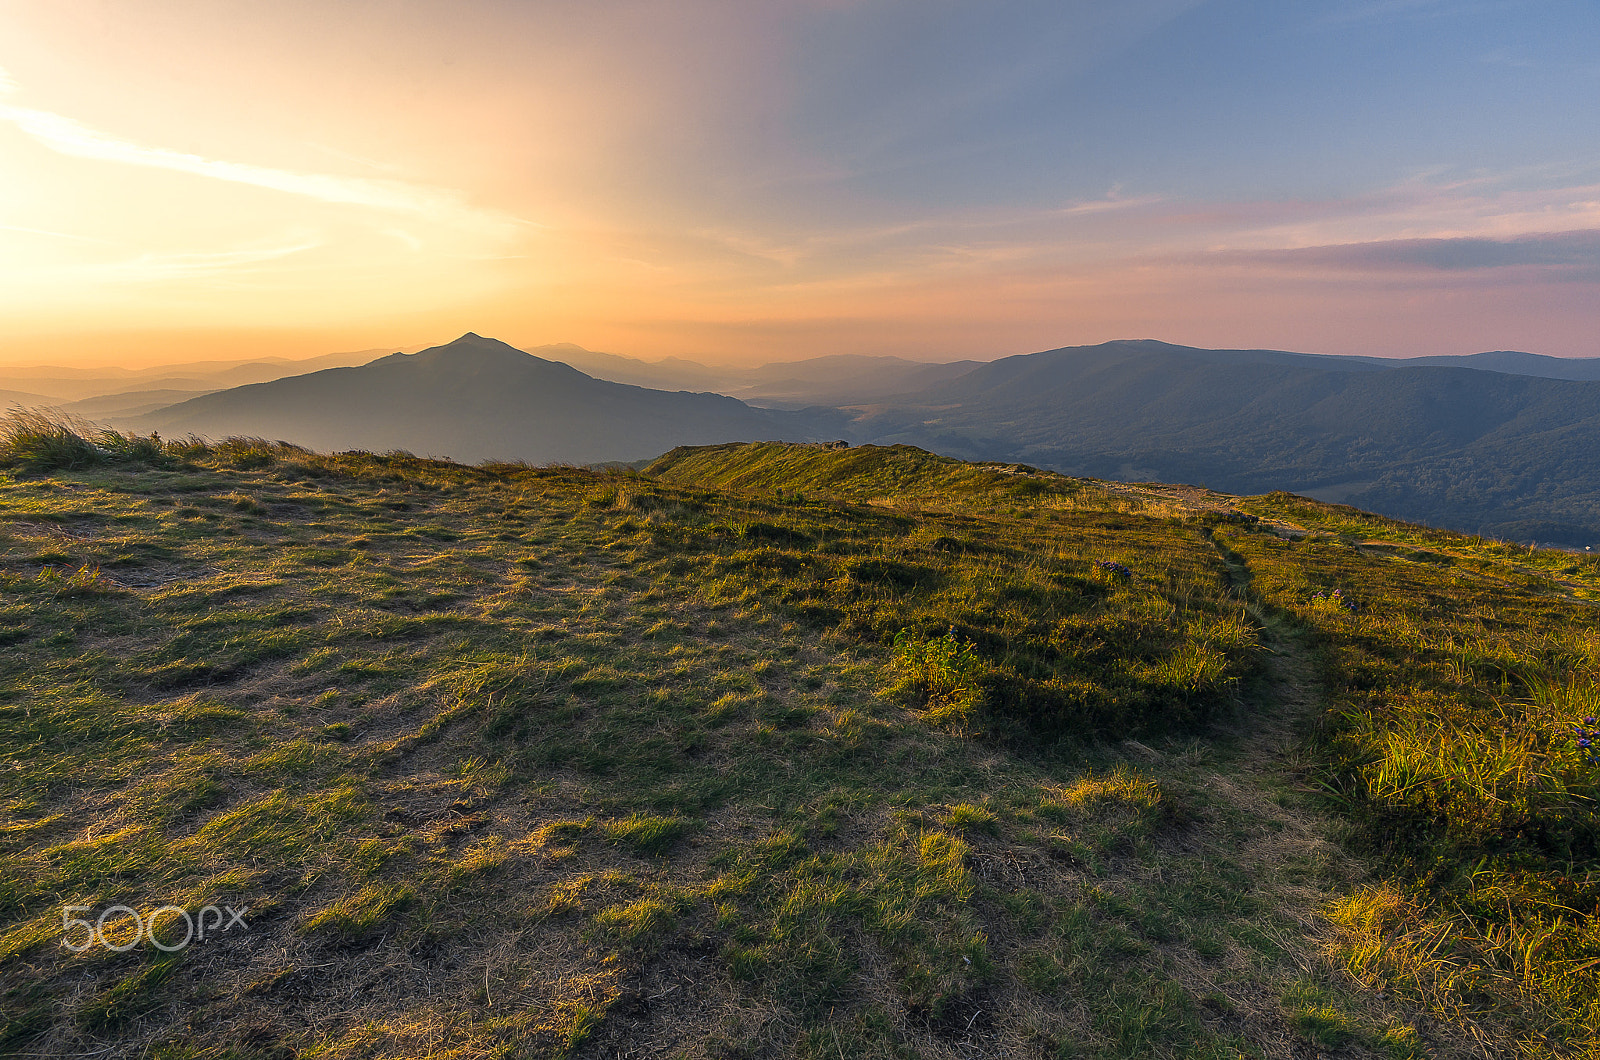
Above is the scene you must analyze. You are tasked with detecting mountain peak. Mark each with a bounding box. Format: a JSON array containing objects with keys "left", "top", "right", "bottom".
[{"left": 425, "top": 333, "right": 530, "bottom": 358}]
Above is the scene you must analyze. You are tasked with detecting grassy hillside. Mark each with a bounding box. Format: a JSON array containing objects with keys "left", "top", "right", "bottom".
[
  {"left": 3, "top": 424, "right": 1598, "bottom": 1057},
  {"left": 1223, "top": 494, "right": 1600, "bottom": 1052}
]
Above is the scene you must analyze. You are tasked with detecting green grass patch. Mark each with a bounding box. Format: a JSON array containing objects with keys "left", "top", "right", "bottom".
[{"left": 601, "top": 814, "right": 692, "bottom": 857}]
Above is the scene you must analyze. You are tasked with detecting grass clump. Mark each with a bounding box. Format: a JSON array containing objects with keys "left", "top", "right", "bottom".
[
  {"left": 942, "top": 802, "right": 999, "bottom": 834},
  {"left": 0, "top": 409, "right": 170, "bottom": 473},
  {"left": 591, "top": 896, "right": 677, "bottom": 945},
  {"left": 300, "top": 882, "right": 416, "bottom": 942},
  {"left": 602, "top": 813, "right": 692, "bottom": 856},
  {"left": 0, "top": 410, "right": 106, "bottom": 472},
  {"left": 76, "top": 954, "right": 181, "bottom": 1032}
]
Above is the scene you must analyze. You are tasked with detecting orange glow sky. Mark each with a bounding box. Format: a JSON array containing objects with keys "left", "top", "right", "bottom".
[{"left": 3, "top": 1, "right": 1598, "bottom": 368}]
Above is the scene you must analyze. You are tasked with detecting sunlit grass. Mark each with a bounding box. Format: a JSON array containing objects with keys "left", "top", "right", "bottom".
[{"left": 1224, "top": 500, "right": 1600, "bottom": 1056}]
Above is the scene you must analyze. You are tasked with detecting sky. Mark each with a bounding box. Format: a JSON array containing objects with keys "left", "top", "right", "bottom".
[{"left": 1, "top": 0, "right": 1598, "bottom": 367}]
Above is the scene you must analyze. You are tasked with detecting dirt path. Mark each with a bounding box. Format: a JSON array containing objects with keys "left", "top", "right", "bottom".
[{"left": 1187, "top": 528, "right": 1490, "bottom": 1059}]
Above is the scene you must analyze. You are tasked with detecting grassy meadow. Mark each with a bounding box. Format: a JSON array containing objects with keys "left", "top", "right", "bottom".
[
  {"left": 1, "top": 419, "right": 1596, "bottom": 1057},
  {"left": 1226, "top": 494, "right": 1600, "bottom": 1055}
]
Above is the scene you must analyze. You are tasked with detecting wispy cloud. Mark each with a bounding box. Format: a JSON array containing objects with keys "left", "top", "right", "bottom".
[
  {"left": 1158, "top": 171, "right": 1600, "bottom": 256},
  {"left": 1219, "top": 229, "right": 1600, "bottom": 275},
  {"left": 1056, "top": 191, "right": 1165, "bottom": 216},
  {"left": 0, "top": 224, "right": 111, "bottom": 244},
  {"left": 0, "top": 64, "right": 520, "bottom": 235},
  {"left": 0, "top": 104, "right": 502, "bottom": 223}
]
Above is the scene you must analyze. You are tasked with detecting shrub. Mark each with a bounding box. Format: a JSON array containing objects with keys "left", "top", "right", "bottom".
[
  {"left": 1309, "top": 587, "right": 1360, "bottom": 613},
  {"left": 890, "top": 628, "right": 986, "bottom": 731},
  {"left": 1095, "top": 559, "right": 1133, "bottom": 580},
  {"left": 738, "top": 520, "right": 813, "bottom": 546}
]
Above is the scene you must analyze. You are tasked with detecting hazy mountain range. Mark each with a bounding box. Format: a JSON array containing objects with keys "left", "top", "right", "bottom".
[
  {"left": 522, "top": 344, "right": 982, "bottom": 407},
  {"left": 1, "top": 342, "right": 975, "bottom": 413},
  {"left": 126, "top": 334, "right": 825, "bottom": 465},
  {"left": 0, "top": 348, "right": 396, "bottom": 403},
  {"left": 10, "top": 332, "right": 1600, "bottom": 543}
]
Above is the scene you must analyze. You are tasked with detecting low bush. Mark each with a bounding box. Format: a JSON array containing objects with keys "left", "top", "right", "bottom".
[{"left": 889, "top": 628, "right": 986, "bottom": 731}]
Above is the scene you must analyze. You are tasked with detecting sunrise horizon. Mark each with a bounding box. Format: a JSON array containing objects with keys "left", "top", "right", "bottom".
[
  {"left": 2, "top": 326, "right": 1589, "bottom": 375},
  {"left": 3, "top": 1, "right": 1598, "bottom": 370}
]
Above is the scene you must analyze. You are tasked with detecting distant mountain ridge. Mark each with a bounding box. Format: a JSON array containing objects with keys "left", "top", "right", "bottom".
[
  {"left": 1391, "top": 349, "right": 1600, "bottom": 380},
  {"left": 0, "top": 388, "right": 56, "bottom": 409},
  {"left": 542, "top": 345, "right": 982, "bottom": 407},
  {"left": 849, "top": 339, "right": 1600, "bottom": 543},
  {"left": 133, "top": 333, "right": 832, "bottom": 465},
  {"left": 62, "top": 390, "right": 218, "bottom": 420},
  {"left": 15, "top": 334, "right": 1597, "bottom": 410},
  {"left": 67, "top": 332, "right": 1600, "bottom": 544},
  {"left": 545, "top": 339, "right": 1600, "bottom": 391},
  {"left": 0, "top": 348, "right": 406, "bottom": 403}
]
